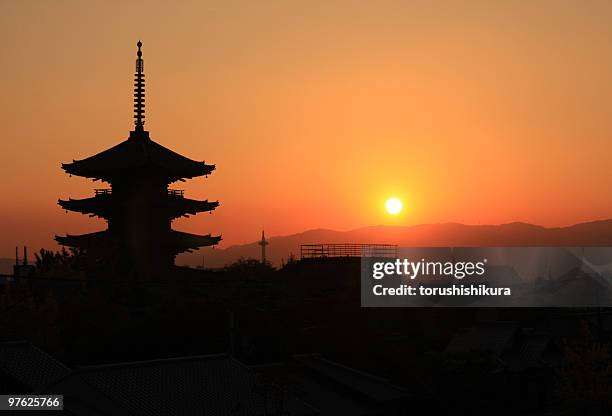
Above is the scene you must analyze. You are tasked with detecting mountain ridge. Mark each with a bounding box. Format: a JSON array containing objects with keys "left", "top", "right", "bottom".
[{"left": 178, "top": 219, "right": 612, "bottom": 268}]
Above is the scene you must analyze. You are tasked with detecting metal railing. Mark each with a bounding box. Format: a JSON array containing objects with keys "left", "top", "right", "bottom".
[
  {"left": 168, "top": 189, "right": 185, "bottom": 197},
  {"left": 300, "top": 243, "right": 398, "bottom": 259},
  {"left": 94, "top": 189, "right": 187, "bottom": 197}
]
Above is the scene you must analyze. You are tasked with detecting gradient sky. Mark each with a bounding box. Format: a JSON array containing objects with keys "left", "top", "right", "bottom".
[{"left": 2, "top": 0, "right": 612, "bottom": 257}]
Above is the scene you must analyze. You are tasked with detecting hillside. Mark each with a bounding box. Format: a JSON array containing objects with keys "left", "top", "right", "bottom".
[{"left": 177, "top": 219, "right": 612, "bottom": 268}]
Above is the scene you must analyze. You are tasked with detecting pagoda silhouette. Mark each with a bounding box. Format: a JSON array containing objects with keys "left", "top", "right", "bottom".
[{"left": 56, "top": 41, "right": 221, "bottom": 277}]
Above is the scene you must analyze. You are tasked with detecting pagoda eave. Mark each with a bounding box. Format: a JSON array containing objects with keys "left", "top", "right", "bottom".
[
  {"left": 58, "top": 195, "right": 219, "bottom": 220},
  {"left": 171, "top": 231, "right": 222, "bottom": 254},
  {"left": 58, "top": 197, "right": 110, "bottom": 218},
  {"left": 55, "top": 230, "right": 111, "bottom": 249},
  {"left": 169, "top": 199, "right": 219, "bottom": 218},
  {"left": 60, "top": 138, "right": 216, "bottom": 183}
]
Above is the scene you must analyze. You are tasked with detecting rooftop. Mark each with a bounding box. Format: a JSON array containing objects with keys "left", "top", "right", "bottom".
[{"left": 62, "top": 136, "right": 215, "bottom": 183}]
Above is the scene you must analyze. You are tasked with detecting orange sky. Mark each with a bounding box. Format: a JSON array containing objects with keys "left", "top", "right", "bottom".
[{"left": 2, "top": 1, "right": 612, "bottom": 258}]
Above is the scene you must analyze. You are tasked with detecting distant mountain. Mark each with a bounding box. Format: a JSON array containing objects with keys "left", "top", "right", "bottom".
[{"left": 177, "top": 219, "right": 612, "bottom": 268}]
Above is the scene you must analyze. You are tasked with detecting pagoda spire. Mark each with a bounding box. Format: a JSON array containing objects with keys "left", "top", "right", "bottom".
[{"left": 131, "top": 40, "right": 147, "bottom": 139}]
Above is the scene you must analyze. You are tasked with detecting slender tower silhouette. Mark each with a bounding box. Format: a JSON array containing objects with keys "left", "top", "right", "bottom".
[
  {"left": 134, "top": 41, "right": 145, "bottom": 133},
  {"left": 258, "top": 230, "right": 269, "bottom": 264},
  {"left": 56, "top": 41, "right": 221, "bottom": 277}
]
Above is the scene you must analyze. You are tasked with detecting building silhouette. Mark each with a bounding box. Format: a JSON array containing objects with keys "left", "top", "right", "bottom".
[
  {"left": 56, "top": 42, "right": 221, "bottom": 277},
  {"left": 13, "top": 246, "right": 35, "bottom": 277}
]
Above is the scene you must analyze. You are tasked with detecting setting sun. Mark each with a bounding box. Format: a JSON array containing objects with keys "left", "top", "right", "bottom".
[{"left": 385, "top": 198, "right": 403, "bottom": 215}]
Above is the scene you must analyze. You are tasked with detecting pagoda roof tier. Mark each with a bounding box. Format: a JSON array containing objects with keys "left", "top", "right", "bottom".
[
  {"left": 55, "top": 231, "right": 112, "bottom": 250},
  {"left": 58, "top": 192, "right": 219, "bottom": 219},
  {"left": 61, "top": 135, "right": 215, "bottom": 183},
  {"left": 166, "top": 195, "right": 219, "bottom": 219},
  {"left": 58, "top": 192, "right": 112, "bottom": 218},
  {"left": 57, "top": 193, "right": 219, "bottom": 219},
  {"left": 56, "top": 230, "right": 221, "bottom": 254},
  {"left": 170, "top": 230, "right": 222, "bottom": 253}
]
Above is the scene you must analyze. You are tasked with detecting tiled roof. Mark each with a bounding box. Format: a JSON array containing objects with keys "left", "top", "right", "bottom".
[
  {"left": 70, "top": 354, "right": 260, "bottom": 416},
  {"left": 293, "top": 354, "right": 407, "bottom": 403},
  {"left": 0, "top": 341, "right": 71, "bottom": 391}
]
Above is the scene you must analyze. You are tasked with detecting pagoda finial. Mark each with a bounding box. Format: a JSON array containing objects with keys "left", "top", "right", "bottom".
[{"left": 133, "top": 40, "right": 146, "bottom": 136}]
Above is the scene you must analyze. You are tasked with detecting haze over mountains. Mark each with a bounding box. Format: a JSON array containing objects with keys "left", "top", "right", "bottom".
[
  {"left": 3, "top": 220, "right": 611, "bottom": 274},
  {"left": 178, "top": 219, "right": 612, "bottom": 268}
]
